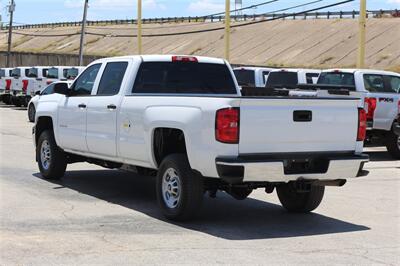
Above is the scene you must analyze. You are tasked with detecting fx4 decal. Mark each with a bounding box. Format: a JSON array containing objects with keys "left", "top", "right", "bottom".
[{"left": 379, "top": 97, "right": 394, "bottom": 103}]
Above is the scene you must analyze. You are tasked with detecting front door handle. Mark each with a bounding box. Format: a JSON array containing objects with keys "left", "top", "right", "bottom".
[
  {"left": 78, "top": 103, "right": 87, "bottom": 109},
  {"left": 107, "top": 104, "right": 117, "bottom": 110}
]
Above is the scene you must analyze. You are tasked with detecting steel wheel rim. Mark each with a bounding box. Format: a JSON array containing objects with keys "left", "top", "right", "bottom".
[
  {"left": 40, "top": 140, "right": 51, "bottom": 170},
  {"left": 162, "top": 168, "right": 181, "bottom": 209}
]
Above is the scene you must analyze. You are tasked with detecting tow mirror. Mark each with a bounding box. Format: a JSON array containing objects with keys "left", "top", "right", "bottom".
[{"left": 53, "top": 83, "right": 69, "bottom": 96}]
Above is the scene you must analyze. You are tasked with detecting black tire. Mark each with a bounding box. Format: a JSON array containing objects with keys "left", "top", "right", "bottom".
[
  {"left": 277, "top": 184, "right": 325, "bottom": 213},
  {"left": 385, "top": 130, "right": 400, "bottom": 159},
  {"left": 3, "top": 95, "right": 11, "bottom": 105},
  {"left": 28, "top": 104, "right": 36, "bottom": 122},
  {"left": 37, "top": 130, "right": 67, "bottom": 180},
  {"left": 156, "top": 154, "right": 204, "bottom": 221},
  {"left": 13, "top": 97, "right": 21, "bottom": 107}
]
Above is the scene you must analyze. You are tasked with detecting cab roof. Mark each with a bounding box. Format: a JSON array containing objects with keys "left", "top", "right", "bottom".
[{"left": 92, "top": 55, "right": 227, "bottom": 65}]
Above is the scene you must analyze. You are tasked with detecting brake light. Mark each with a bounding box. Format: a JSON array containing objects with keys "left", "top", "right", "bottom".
[
  {"left": 172, "top": 56, "right": 198, "bottom": 62},
  {"left": 215, "top": 108, "right": 239, "bottom": 144},
  {"left": 5, "top": 79, "right": 11, "bottom": 91},
  {"left": 357, "top": 108, "right": 367, "bottom": 141},
  {"left": 47, "top": 80, "right": 53, "bottom": 85},
  {"left": 22, "top": 79, "right": 29, "bottom": 93},
  {"left": 364, "top": 97, "right": 377, "bottom": 120}
]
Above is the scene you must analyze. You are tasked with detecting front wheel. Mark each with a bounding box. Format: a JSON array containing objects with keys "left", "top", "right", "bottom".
[
  {"left": 385, "top": 130, "right": 400, "bottom": 159},
  {"left": 156, "top": 154, "right": 204, "bottom": 221},
  {"left": 277, "top": 184, "right": 325, "bottom": 213},
  {"left": 28, "top": 104, "right": 36, "bottom": 122},
  {"left": 37, "top": 130, "right": 67, "bottom": 179}
]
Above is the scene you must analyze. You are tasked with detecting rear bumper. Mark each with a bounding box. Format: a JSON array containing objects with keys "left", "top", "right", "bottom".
[{"left": 216, "top": 152, "right": 369, "bottom": 183}]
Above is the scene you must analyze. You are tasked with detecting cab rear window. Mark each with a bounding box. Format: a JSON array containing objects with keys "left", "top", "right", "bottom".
[
  {"left": 318, "top": 72, "right": 355, "bottom": 86},
  {"left": 266, "top": 72, "right": 298, "bottom": 88},
  {"left": 133, "top": 62, "right": 237, "bottom": 94},
  {"left": 233, "top": 69, "right": 255, "bottom": 87}
]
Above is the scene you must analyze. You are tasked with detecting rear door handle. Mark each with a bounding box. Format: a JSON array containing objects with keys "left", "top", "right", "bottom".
[
  {"left": 107, "top": 104, "right": 117, "bottom": 110},
  {"left": 78, "top": 103, "right": 86, "bottom": 109}
]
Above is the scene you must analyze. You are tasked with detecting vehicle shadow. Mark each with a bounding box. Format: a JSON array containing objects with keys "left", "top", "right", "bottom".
[
  {"left": 33, "top": 170, "right": 369, "bottom": 240},
  {"left": 365, "top": 151, "right": 397, "bottom": 162}
]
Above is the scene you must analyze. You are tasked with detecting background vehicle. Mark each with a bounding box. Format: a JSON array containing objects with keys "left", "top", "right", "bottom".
[
  {"left": 10, "top": 67, "right": 31, "bottom": 107},
  {"left": 0, "top": 68, "right": 13, "bottom": 104},
  {"left": 27, "top": 81, "right": 72, "bottom": 122},
  {"left": 265, "top": 69, "right": 321, "bottom": 89},
  {"left": 318, "top": 69, "right": 400, "bottom": 158},
  {"left": 46, "top": 66, "right": 85, "bottom": 84},
  {"left": 34, "top": 55, "right": 368, "bottom": 221},
  {"left": 22, "top": 66, "right": 50, "bottom": 106},
  {"left": 233, "top": 67, "right": 275, "bottom": 87}
]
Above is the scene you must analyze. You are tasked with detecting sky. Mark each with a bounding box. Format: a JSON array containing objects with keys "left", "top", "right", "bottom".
[{"left": 0, "top": 0, "right": 399, "bottom": 25}]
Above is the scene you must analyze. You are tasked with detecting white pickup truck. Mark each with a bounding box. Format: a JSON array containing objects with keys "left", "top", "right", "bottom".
[
  {"left": 265, "top": 69, "right": 321, "bottom": 89},
  {"left": 317, "top": 69, "right": 400, "bottom": 158},
  {"left": 0, "top": 68, "right": 13, "bottom": 104},
  {"left": 33, "top": 55, "right": 368, "bottom": 220}
]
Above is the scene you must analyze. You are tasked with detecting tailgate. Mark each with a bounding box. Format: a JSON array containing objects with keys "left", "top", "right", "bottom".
[{"left": 239, "top": 98, "right": 359, "bottom": 154}]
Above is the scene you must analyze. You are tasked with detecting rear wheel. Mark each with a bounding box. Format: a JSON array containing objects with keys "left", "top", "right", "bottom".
[
  {"left": 156, "top": 154, "right": 204, "bottom": 221},
  {"left": 277, "top": 183, "right": 325, "bottom": 213},
  {"left": 13, "top": 97, "right": 21, "bottom": 107},
  {"left": 386, "top": 130, "right": 400, "bottom": 159},
  {"left": 3, "top": 95, "right": 11, "bottom": 105},
  {"left": 37, "top": 130, "right": 67, "bottom": 179},
  {"left": 28, "top": 104, "right": 36, "bottom": 122}
]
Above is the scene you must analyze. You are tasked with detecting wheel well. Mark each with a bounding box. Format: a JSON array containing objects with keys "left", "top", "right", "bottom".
[
  {"left": 35, "top": 116, "right": 53, "bottom": 145},
  {"left": 153, "top": 128, "right": 187, "bottom": 167}
]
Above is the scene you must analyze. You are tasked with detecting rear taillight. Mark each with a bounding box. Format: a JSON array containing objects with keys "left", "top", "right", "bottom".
[
  {"left": 364, "top": 97, "right": 377, "bottom": 121},
  {"left": 215, "top": 108, "right": 240, "bottom": 144},
  {"left": 357, "top": 108, "right": 367, "bottom": 141},
  {"left": 5, "top": 79, "right": 11, "bottom": 91},
  {"left": 22, "top": 79, "right": 29, "bottom": 92},
  {"left": 172, "top": 56, "right": 198, "bottom": 62},
  {"left": 47, "top": 80, "right": 53, "bottom": 85}
]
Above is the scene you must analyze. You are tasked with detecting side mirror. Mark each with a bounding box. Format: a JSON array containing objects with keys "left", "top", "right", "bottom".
[
  {"left": 53, "top": 83, "right": 69, "bottom": 96},
  {"left": 35, "top": 91, "right": 41, "bottom": 96}
]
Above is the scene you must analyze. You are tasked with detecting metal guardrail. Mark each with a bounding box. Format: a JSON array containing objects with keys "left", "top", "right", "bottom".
[{"left": 2, "top": 9, "right": 399, "bottom": 30}]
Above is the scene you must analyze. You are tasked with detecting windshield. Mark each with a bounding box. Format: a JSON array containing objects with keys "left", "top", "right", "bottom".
[
  {"left": 133, "top": 62, "right": 237, "bottom": 94},
  {"left": 233, "top": 69, "right": 255, "bottom": 87},
  {"left": 11, "top": 68, "right": 21, "bottom": 77},
  {"left": 27, "top": 68, "right": 38, "bottom": 78},
  {"left": 47, "top": 68, "right": 59, "bottom": 79},
  {"left": 317, "top": 72, "right": 355, "bottom": 86},
  {"left": 266, "top": 72, "right": 298, "bottom": 88},
  {"left": 66, "top": 68, "right": 79, "bottom": 79}
]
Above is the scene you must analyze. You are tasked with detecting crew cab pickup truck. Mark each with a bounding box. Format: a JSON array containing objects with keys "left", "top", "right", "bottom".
[
  {"left": 0, "top": 68, "right": 13, "bottom": 104},
  {"left": 233, "top": 67, "right": 275, "bottom": 87},
  {"left": 10, "top": 66, "right": 31, "bottom": 107},
  {"left": 46, "top": 66, "right": 85, "bottom": 84},
  {"left": 33, "top": 55, "right": 368, "bottom": 221},
  {"left": 318, "top": 69, "right": 400, "bottom": 158}
]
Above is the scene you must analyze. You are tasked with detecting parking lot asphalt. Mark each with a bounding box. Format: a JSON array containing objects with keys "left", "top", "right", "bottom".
[{"left": 0, "top": 103, "right": 399, "bottom": 265}]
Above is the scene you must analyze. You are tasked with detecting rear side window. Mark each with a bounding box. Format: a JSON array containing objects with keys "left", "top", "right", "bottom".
[
  {"left": 27, "top": 68, "right": 38, "bottom": 78},
  {"left": 363, "top": 74, "right": 387, "bottom": 92},
  {"left": 318, "top": 72, "right": 355, "bottom": 86},
  {"left": 47, "top": 68, "right": 59, "bottom": 79},
  {"left": 133, "top": 62, "right": 237, "bottom": 94},
  {"left": 97, "top": 62, "right": 128, "bottom": 95},
  {"left": 306, "top": 73, "right": 319, "bottom": 84},
  {"left": 266, "top": 72, "right": 298, "bottom": 88},
  {"left": 233, "top": 69, "right": 255, "bottom": 87},
  {"left": 11, "top": 68, "right": 20, "bottom": 77},
  {"left": 0, "top": 69, "right": 5, "bottom": 78}
]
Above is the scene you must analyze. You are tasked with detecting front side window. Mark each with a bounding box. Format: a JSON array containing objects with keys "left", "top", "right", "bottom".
[
  {"left": 27, "top": 68, "right": 38, "bottom": 78},
  {"left": 41, "top": 84, "right": 55, "bottom": 95},
  {"left": 97, "top": 62, "right": 128, "bottom": 96},
  {"left": 11, "top": 68, "right": 21, "bottom": 77},
  {"left": 133, "top": 62, "right": 237, "bottom": 94},
  {"left": 318, "top": 72, "right": 355, "bottom": 86},
  {"left": 47, "top": 68, "right": 59, "bottom": 79},
  {"left": 233, "top": 69, "right": 256, "bottom": 87},
  {"left": 363, "top": 74, "right": 386, "bottom": 92},
  {"left": 384, "top": 76, "right": 400, "bottom": 93},
  {"left": 70, "top": 64, "right": 101, "bottom": 96}
]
